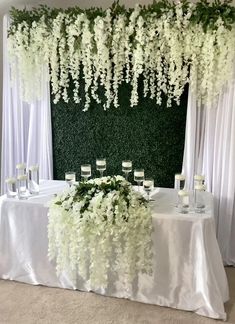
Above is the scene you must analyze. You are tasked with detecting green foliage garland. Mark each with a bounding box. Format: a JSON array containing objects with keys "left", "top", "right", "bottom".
[{"left": 9, "top": 0, "right": 235, "bottom": 33}]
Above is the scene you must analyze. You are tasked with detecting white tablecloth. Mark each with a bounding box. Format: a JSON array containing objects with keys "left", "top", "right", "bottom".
[{"left": 0, "top": 180, "right": 229, "bottom": 320}]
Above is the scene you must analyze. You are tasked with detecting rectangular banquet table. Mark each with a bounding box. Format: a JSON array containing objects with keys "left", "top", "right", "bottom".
[{"left": 0, "top": 180, "right": 229, "bottom": 320}]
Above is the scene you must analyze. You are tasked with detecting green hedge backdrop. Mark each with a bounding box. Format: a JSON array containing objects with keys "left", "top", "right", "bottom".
[{"left": 51, "top": 81, "right": 188, "bottom": 188}]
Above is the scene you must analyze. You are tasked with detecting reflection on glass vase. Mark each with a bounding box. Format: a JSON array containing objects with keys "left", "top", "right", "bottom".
[{"left": 28, "top": 165, "right": 39, "bottom": 195}]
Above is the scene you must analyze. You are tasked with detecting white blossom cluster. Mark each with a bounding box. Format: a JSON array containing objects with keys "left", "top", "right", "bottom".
[
  {"left": 8, "top": 3, "right": 235, "bottom": 109},
  {"left": 48, "top": 175, "right": 153, "bottom": 290}
]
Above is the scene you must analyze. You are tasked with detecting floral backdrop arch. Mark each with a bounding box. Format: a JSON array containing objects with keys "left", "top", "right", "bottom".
[{"left": 7, "top": 0, "right": 235, "bottom": 111}]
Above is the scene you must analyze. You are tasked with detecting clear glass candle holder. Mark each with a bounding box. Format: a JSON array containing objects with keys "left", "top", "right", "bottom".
[
  {"left": 28, "top": 165, "right": 39, "bottom": 194},
  {"left": 177, "top": 190, "right": 189, "bottom": 214},
  {"left": 122, "top": 160, "right": 132, "bottom": 181},
  {"left": 16, "top": 163, "right": 26, "bottom": 178},
  {"left": 194, "top": 184, "right": 206, "bottom": 213},
  {"left": 17, "top": 174, "right": 29, "bottom": 199},
  {"left": 174, "top": 174, "right": 185, "bottom": 206},
  {"left": 194, "top": 175, "right": 205, "bottom": 189},
  {"left": 134, "top": 169, "right": 144, "bottom": 191},
  {"left": 143, "top": 178, "right": 154, "bottom": 201},
  {"left": 65, "top": 171, "right": 76, "bottom": 187},
  {"left": 96, "top": 159, "right": 106, "bottom": 177},
  {"left": 5, "top": 177, "right": 17, "bottom": 198},
  {"left": 81, "top": 164, "right": 91, "bottom": 181}
]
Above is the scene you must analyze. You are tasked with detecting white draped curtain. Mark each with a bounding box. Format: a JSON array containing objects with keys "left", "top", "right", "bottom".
[
  {"left": 183, "top": 65, "right": 235, "bottom": 265},
  {"left": 1, "top": 15, "right": 53, "bottom": 193}
]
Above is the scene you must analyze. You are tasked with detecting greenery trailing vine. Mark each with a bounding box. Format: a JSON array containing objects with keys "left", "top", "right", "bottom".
[
  {"left": 7, "top": 0, "right": 235, "bottom": 109},
  {"left": 9, "top": 0, "right": 235, "bottom": 34}
]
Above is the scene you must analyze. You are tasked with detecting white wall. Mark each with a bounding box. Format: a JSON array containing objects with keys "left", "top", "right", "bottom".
[{"left": 0, "top": 0, "right": 153, "bottom": 183}]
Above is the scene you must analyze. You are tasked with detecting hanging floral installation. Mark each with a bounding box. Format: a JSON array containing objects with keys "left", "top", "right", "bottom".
[
  {"left": 8, "top": 0, "right": 235, "bottom": 110},
  {"left": 48, "top": 176, "right": 153, "bottom": 289}
]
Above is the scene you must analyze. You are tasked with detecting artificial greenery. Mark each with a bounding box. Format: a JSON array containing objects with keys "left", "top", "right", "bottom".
[
  {"left": 9, "top": 0, "right": 235, "bottom": 33},
  {"left": 51, "top": 80, "right": 188, "bottom": 188}
]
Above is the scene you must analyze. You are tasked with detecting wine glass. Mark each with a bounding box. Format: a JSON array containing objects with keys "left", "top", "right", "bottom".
[
  {"left": 122, "top": 160, "right": 132, "bottom": 181},
  {"left": 134, "top": 169, "right": 144, "bottom": 191},
  {"left": 81, "top": 164, "right": 91, "bottom": 181},
  {"left": 143, "top": 178, "right": 154, "bottom": 201},
  {"left": 65, "top": 171, "right": 76, "bottom": 187},
  {"left": 96, "top": 159, "right": 106, "bottom": 178}
]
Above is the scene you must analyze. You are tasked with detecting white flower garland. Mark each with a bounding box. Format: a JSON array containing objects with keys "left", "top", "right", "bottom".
[
  {"left": 8, "top": 3, "right": 235, "bottom": 109},
  {"left": 48, "top": 176, "right": 153, "bottom": 289}
]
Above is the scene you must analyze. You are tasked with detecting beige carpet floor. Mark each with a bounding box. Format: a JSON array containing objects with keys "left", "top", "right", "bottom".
[{"left": 0, "top": 267, "right": 234, "bottom": 324}]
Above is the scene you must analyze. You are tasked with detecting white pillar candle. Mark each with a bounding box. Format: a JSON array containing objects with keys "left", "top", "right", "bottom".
[
  {"left": 122, "top": 161, "right": 132, "bottom": 168},
  {"left": 134, "top": 171, "right": 144, "bottom": 177},
  {"left": 16, "top": 163, "right": 26, "bottom": 170},
  {"left": 175, "top": 174, "right": 185, "bottom": 181}
]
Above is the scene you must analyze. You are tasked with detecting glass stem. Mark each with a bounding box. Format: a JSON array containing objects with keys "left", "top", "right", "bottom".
[
  {"left": 100, "top": 170, "right": 103, "bottom": 178},
  {"left": 125, "top": 172, "right": 128, "bottom": 181},
  {"left": 138, "top": 181, "right": 140, "bottom": 191}
]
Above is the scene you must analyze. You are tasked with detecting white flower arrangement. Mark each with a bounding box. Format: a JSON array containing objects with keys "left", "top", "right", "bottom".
[
  {"left": 48, "top": 175, "right": 153, "bottom": 289},
  {"left": 8, "top": 2, "right": 235, "bottom": 109}
]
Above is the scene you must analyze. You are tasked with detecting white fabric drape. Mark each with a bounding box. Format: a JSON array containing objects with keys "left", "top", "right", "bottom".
[
  {"left": 182, "top": 66, "right": 235, "bottom": 265},
  {"left": 1, "top": 15, "right": 53, "bottom": 193}
]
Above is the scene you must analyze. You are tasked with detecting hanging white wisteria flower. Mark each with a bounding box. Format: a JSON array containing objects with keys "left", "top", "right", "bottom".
[
  {"left": 8, "top": 1, "right": 235, "bottom": 109},
  {"left": 48, "top": 175, "right": 153, "bottom": 289}
]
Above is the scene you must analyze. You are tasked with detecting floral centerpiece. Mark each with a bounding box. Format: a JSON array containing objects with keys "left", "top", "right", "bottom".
[{"left": 48, "top": 175, "right": 153, "bottom": 289}]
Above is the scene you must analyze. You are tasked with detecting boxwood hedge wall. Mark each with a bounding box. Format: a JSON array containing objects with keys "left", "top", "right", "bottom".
[{"left": 51, "top": 82, "right": 188, "bottom": 188}]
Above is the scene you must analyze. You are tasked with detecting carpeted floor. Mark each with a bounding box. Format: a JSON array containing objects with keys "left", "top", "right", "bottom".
[{"left": 0, "top": 267, "right": 234, "bottom": 324}]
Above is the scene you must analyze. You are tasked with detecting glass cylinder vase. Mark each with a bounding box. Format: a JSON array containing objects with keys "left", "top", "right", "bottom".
[
  {"left": 194, "top": 184, "right": 206, "bottom": 213},
  {"left": 28, "top": 165, "right": 39, "bottom": 195},
  {"left": 17, "top": 174, "right": 29, "bottom": 199},
  {"left": 5, "top": 177, "right": 17, "bottom": 198}
]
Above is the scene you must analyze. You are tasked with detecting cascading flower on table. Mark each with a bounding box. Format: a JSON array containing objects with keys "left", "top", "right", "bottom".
[
  {"left": 8, "top": 1, "right": 235, "bottom": 109},
  {"left": 48, "top": 175, "right": 153, "bottom": 290}
]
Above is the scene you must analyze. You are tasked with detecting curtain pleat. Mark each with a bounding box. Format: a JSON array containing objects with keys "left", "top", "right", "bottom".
[{"left": 1, "top": 15, "right": 53, "bottom": 193}]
